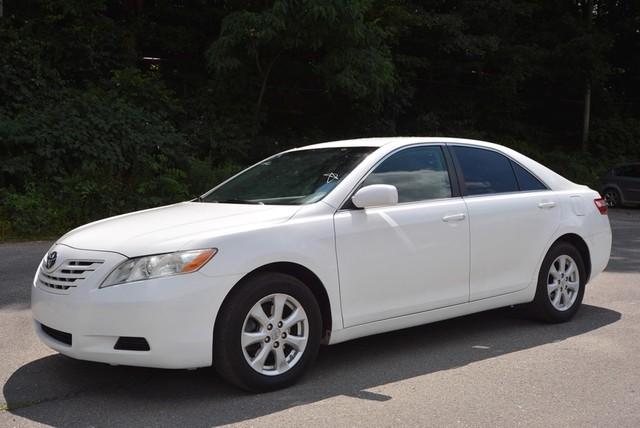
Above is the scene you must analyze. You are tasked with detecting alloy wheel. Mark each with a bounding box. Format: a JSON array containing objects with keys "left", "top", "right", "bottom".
[
  {"left": 547, "top": 255, "right": 580, "bottom": 311},
  {"left": 604, "top": 190, "right": 618, "bottom": 207},
  {"left": 241, "top": 293, "right": 309, "bottom": 376}
]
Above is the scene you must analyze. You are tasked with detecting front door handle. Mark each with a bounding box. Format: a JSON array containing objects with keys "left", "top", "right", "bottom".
[
  {"left": 538, "top": 201, "right": 556, "bottom": 209},
  {"left": 442, "top": 213, "right": 466, "bottom": 222}
]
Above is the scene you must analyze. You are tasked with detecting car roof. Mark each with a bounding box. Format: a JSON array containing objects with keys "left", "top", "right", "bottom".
[{"left": 293, "top": 137, "right": 500, "bottom": 150}]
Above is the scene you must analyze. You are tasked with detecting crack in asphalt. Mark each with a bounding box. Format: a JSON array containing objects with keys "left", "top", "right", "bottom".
[{"left": 1, "top": 370, "right": 158, "bottom": 413}]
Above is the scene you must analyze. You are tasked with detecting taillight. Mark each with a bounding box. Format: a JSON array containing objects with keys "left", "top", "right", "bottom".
[{"left": 594, "top": 197, "right": 608, "bottom": 215}]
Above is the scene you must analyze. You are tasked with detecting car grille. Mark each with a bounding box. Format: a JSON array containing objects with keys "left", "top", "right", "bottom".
[{"left": 38, "top": 259, "right": 104, "bottom": 292}]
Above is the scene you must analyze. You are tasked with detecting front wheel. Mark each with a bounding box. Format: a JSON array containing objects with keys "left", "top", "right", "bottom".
[
  {"left": 603, "top": 188, "right": 622, "bottom": 208},
  {"left": 529, "top": 242, "right": 586, "bottom": 323},
  {"left": 213, "top": 272, "right": 322, "bottom": 392}
]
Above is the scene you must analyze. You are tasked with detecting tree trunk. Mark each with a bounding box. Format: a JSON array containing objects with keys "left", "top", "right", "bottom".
[
  {"left": 581, "top": 0, "right": 593, "bottom": 152},
  {"left": 582, "top": 81, "right": 591, "bottom": 151},
  {"left": 253, "top": 56, "right": 278, "bottom": 136}
]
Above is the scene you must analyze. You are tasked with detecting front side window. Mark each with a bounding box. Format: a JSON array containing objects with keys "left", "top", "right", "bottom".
[
  {"left": 452, "top": 146, "right": 519, "bottom": 196},
  {"left": 202, "top": 147, "right": 375, "bottom": 205},
  {"left": 359, "top": 146, "right": 452, "bottom": 203},
  {"left": 616, "top": 165, "right": 640, "bottom": 178}
]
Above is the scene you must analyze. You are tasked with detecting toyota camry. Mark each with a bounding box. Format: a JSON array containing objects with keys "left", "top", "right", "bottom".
[{"left": 32, "top": 137, "right": 612, "bottom": 391}]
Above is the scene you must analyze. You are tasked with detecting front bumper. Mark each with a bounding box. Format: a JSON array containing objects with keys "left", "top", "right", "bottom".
[{"left": 32, "top": 244, "right": 242, "bottom": 369}]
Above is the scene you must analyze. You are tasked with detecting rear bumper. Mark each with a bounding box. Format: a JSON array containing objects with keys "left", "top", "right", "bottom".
[
  {"left": 588, "top": 229, "right": 612, "bottom": 281},
  {"left": 32, "top": 245, "right": 242, "bottom": 369}
]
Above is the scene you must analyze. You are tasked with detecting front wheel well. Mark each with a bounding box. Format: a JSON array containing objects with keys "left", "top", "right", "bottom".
[
  {"left": 552, "top": 234, "right": 592, "bottom": 282},
  {"left": 219, "top": 262, "right": 332, "bottom": 343}
]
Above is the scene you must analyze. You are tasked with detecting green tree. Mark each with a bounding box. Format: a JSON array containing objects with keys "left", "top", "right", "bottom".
[
  {"left": 1, "top": 0, "right": 639, "bottom": 240},
  {"left": 206, "top": 0, "right": 396, "bottom": 135}
]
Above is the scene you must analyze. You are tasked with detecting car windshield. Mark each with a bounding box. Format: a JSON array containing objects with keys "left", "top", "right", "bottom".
[{"left": 201, "top": 147, "right": 376, "bottom": 205}]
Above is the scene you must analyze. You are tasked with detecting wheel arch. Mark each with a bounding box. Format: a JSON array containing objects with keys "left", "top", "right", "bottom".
[
  {"left": 551, "top": 233, "right": 592, "bottom": 282},
  {"left": 215, "top": 262, "right": 333, "bottom": 344}
]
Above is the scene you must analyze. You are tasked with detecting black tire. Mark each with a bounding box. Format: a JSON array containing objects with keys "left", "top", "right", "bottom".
[
  {"left": 213, "top": 272, "right": 322, "bottom": 392},
  {"left": 603, "top": 188, "right": 622, "bottom": 208},
  {"left": 529, "top": 242, "right": 587, "bottom": 323}
]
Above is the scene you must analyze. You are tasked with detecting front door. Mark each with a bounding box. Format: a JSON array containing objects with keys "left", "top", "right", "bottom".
[
  {"left": 618, "top": 165, "right": 640, "bottom": 202},
  {"left": 334, "top": 145, "right": 470, "bottom": 327}
]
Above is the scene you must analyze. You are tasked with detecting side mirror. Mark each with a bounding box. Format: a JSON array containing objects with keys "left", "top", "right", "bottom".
[{"left": 352, "top": 184, "right": 398, "bottom": 209}]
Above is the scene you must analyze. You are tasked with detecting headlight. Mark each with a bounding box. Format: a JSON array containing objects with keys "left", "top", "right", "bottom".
[{"left": 100, "top": 248, "right": 217, "bottom": 288}]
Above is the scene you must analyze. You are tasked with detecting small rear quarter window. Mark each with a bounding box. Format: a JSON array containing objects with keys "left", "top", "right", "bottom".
[{"left": 511, "top": 161, "right": 547, "bottom": 191}]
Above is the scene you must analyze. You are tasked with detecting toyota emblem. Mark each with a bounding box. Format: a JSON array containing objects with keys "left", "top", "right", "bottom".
[{"left": 45, "top": 251, "right": 57, "bottom": 270}]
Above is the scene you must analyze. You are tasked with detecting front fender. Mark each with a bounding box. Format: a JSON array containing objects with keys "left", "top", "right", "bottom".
[{"left": 192, "top": 210, "right": 343, "bottom": 330}]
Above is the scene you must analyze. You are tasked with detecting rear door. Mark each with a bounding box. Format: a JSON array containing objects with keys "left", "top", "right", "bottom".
[{"left": 450, "top": 145, "right": 561, "bottom": 301}]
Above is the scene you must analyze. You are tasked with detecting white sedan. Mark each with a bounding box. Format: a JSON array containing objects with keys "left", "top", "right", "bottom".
[{"left": 32, "top": 137, "right": 612, "bottom": 391}]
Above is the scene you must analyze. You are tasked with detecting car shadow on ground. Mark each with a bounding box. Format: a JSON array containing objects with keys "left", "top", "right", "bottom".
[{"left": 3, "top": 304, "right": 620, "bottom": 427}]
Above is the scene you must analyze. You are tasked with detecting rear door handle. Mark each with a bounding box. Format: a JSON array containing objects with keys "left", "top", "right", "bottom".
[
  {"left": 538, "top": 201, "right": 556, "bottom": 209},
  {"left": 442, "top": 213, "right": 466, "bottom": 222}
]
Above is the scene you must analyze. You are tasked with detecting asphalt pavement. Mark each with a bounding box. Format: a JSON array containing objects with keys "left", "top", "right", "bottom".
[{"left": 0, "top": 209, "right": 638, "bottom": 427}]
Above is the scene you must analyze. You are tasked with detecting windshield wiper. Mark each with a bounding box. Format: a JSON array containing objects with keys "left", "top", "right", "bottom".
[{"left": 214, "top": 199, "right": 264, "bottom": 205}]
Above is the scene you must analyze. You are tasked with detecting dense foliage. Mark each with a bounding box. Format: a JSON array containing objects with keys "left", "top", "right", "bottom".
[{"left": 1, "top": 0, "right": 639, "bottom": 239}]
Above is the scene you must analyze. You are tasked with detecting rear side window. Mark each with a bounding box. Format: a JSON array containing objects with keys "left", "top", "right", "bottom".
[
  {"left": 452, "top": 146, "right": 518, "bottom": 195},
  {"left": 511, "top": 161, "right": 547, "bottom": 191},
  {"left": 360, "top": 146, "right": 452, "bottom": 203}
]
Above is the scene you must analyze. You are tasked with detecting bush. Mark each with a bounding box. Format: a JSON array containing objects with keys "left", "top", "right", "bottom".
[
  {"left": 0, "top": 74, "right": 192, "bottom": 239},
  {"left": 0, "top": 184, "right": 65, "bottom": 239}
]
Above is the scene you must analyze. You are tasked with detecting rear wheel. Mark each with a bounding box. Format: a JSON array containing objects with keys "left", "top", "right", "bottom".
[
  {"left": 529, "top": 242, "right": 586, "bottom": 323},
  {"left": 213, "top": 272, "right": 322, "bottom": 391}
]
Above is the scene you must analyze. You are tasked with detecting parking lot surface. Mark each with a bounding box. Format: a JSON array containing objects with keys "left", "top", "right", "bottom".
[{"left": 0, "top": 209, "right": 638, "bottom": 427}]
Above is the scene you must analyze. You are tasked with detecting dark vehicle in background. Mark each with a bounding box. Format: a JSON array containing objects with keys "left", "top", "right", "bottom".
[{"left": 600, "top": 163, "right": 640, "bottom": 207}]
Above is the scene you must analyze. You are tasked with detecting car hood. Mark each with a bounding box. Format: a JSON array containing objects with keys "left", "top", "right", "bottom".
[{"left": 58, "top": 202, "right": 301, "bottom": 257}]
